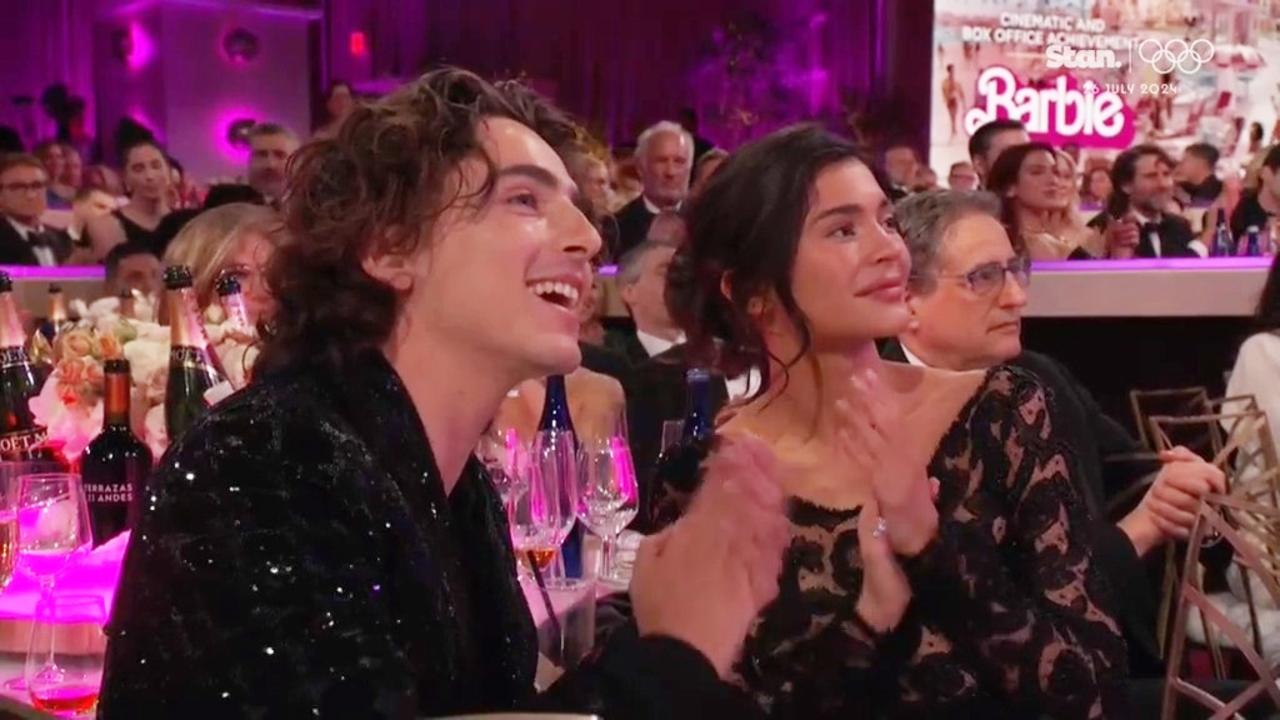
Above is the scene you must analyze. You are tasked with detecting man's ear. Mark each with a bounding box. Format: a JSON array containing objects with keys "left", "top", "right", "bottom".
[{"left": 362, "top": 236, "right": 419, "bottom": 292}]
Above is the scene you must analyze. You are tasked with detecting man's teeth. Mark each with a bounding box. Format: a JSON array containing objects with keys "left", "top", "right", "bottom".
[{"left": 528, "top": 281, "right": 580, "bottom": 304}]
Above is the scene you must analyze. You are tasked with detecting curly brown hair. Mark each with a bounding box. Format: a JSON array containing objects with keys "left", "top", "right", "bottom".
[{"left": 257, "top": 67, "right": 585, "bottom": 376}]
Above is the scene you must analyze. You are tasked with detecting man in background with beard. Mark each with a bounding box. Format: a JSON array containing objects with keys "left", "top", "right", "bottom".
[{"left": 246, "top": 122, "right": 299, "bottom": 208}]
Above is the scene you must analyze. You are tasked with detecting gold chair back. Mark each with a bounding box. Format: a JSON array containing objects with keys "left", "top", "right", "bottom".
[{"left": 1161, "top": 494, "right": 1280, "bottom": 720}]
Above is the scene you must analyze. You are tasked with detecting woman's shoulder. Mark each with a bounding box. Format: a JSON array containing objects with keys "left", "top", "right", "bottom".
[{"left": 1237, "top": 330, "right": 1280, "bottom": 359}]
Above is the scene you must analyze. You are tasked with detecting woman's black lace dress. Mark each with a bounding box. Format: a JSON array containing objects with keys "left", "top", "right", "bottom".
[
  {"left": 650, "top": 366, "right": 1129, "bottom": 719},
  {"left": 98, "top": 350, "right": 758, "bottom": 718}
]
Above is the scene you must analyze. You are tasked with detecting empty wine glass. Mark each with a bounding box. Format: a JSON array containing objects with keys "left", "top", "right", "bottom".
[
  {"left": 13, "top": 474, "right": 93, "bottom": 693},
  {"left": 510, "top": 429, "right": 578, "bottom": 578},
  {"left": 25, "top": 594, "right": 107, "bottom": 716},
  {"left": 577, "top": 435, "right": 638, "bottom": 583},
  {"left": 477, "top": 425, "right": 526, "bottom": 510}
]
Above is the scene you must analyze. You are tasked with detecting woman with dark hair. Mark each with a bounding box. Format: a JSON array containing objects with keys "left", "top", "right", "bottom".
[
  {"left": 100, "top": 68, "right": 786, "bottom": 718},
  {"left": 654, "top": 124, "right": 1127, "bottom": 717},
  {"left": 315, "top": 80, "right": 357, "bottom": 137},
  {"left": 84, "top": 139, "right": 175, "bottom": 257},
  {"left": 1080, "top": 165, "right": 1113, "bottom": 210},
  {"left": 987, "top": 142, "right": 1098, "bottom": 259},
  {"left": 1226, "top": 253, "right": 1280, "bottom": 456}
]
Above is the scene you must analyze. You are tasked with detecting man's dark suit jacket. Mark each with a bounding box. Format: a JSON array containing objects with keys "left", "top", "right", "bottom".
[
  {"left": 0, "top": 218, "right": 71, "bottom": 266},
  {"left": 578, "top": 342, "right": 632, "bottom": 387},
  {"left": 625, "top": 343, "right": 729, "bottom": 533},
  {"left": 603, "top": 329, "right": 650, "bottom": 368},
  {"left": 611, "top": 196, "right": 657, "bottom": 259},
  {"left": 880, "top": 339, "right": 1163, "bottom": 676},
  {"left": 1086, "top": 211, "right": 1200, "bottom": 259}
]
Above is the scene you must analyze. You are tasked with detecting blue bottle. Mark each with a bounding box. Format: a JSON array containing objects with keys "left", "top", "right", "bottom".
[{"left": 537, "top": 375, "right": 582, "bottom": 577}]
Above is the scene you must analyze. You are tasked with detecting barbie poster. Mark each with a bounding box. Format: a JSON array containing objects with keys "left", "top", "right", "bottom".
[{"left": 930, "top": 0, "right": 1280, "bottom": 174}]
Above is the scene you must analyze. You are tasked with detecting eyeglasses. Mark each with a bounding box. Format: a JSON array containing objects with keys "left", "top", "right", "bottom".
[
  {"left": 1, "top": 181, "right": 47, "bottom": 194},
  {"left": 932, "top": 255, "right": 1032, "bottom": 295}
]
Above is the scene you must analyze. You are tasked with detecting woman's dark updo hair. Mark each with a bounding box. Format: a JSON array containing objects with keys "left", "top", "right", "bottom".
[
  {"left": 258, "top": 67, "right": 584, "bottom": 376},
  {"left": 666, "top": 123, "right": 878, "bottom": 396}
]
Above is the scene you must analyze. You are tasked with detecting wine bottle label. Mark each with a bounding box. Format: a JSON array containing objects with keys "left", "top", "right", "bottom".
[
  {"left": 170, "top": 346, "right": 212, "bottom": 369},
  {"left": 0, "top": 347, "right": 30, "bottom": 369},
  {"left": 85, "top": 483, "right": 133, "bottom": 505},
  {"left": 0, "top": 427, "right": 48, "bottom": 460}
]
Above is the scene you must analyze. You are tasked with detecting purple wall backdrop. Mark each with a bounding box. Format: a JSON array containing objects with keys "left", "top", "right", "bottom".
[
  {"left": 326, "top": 0, "right": 934, "bottom": 153},
  {"left": 0, "top": 0, "right": 933, "bottom": 170}
]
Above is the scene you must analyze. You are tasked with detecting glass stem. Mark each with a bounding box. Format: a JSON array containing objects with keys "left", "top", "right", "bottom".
[
  {"left": 38, "top": 577, "right": 55, "bottom": 670},
  {"left": 601, "top": 537, "right": 614, "bottom": 579}
]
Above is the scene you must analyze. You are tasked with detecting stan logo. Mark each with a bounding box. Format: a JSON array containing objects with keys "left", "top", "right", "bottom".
[{"left": 1045, "top": 45, "right": 1122, "bottom": 70}]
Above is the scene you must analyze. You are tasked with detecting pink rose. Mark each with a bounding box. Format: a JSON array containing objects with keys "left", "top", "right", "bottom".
[{"left": 58, "top": 358, "right": 86, "bottom": 386}]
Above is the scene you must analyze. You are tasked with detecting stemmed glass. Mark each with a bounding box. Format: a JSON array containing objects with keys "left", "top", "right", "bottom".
[
  {"left": 25, "top": 594, "right": 107, "bottom": 716},
  {"left": 510, "top": 429, "right": 578, "bottom": 578},
  {"left": 577, "top": 434, "right": 639, "bottom": 584},
  {"left": 477, "top": 425, "right": 526, "bottom": 513},
  {"left": 12, "top": 474, "right": 93, "bottom": 693}
]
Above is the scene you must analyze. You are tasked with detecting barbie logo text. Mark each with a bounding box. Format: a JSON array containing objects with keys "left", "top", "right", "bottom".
[{"left": 963, "top": 66, "right": 1136, "bottom": 148}]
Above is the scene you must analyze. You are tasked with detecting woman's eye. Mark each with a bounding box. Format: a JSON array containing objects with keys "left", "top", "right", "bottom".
[
  {"left": 882, "top": 215, "right": 902, "bottom": 233},
  {"left": 830, "top": 224, "right": 857, "bottom": 239}
]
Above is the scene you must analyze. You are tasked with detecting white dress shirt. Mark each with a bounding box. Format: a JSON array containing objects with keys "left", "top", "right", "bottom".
[
  {"left": 898, "top": 340, "right": 930, "bottom": 368},
  {"left": 6, "top": 218, "right": 57, "bottom": 267},
  {"left": 636, "top": 329, "right": 684, "bottom": 359}
]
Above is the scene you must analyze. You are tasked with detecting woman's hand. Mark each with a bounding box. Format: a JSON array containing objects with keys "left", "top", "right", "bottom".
[
  {"left": 835, "top": 367, "right": 938, "bottom": 557},
  {"left": 631, "top": 435, "right": 789, "bottom": 677}
]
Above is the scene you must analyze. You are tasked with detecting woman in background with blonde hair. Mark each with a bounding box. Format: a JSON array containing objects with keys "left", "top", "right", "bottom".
[{"left": 161, "top": 202, "right": 281, "bottom": 327}]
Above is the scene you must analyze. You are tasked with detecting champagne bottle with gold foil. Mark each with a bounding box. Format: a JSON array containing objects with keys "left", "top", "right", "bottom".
[
  {"left": 40, "top": 284, "right": 72, "bottom": 342},
  {"left": 215, "top": 275, "right": 251, "bottom": 334},
  {"left": 164, "top": 266, "right": 226, "bottom": 444},
  {"left": 0, "top": 272, "right": 57, "bottom": 461},
  {"left": 81, "top": 358, "right": 151, "bottom": 546}
]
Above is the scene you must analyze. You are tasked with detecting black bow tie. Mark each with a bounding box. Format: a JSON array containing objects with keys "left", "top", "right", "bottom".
[{"left": 28, "top": 230, "right": 54, "bottom": 248}]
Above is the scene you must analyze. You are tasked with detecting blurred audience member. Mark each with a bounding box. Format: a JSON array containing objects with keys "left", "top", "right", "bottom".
[
  {"left": 690, "top": 147, "right": 727, "bottom": 198},
  {"left": 1089, "top": 144, "right": 1204, "bottom": 259},
  {"left": 162, "top": 202, "right": 281, "bottom": 326},
  {"left": 567, "top": 151, "right": 612, "bottom": 216},
  {"left": 968, "top": 118, "right": 1029, "bottom": 186},
  {"left": 912, "top": 165, "right": 939, "bottom": 193},
  {"left": 1227, "top": 253, "right": 1280, "bottom": 458},
  {"left": 577, "top": 272, "right": 608, "bottom": 347},
  {"left": 1080, "top": 165, "right": 1113, "bottom": 210},
  {"left": 315, "top": 81, "right": 356, "bottom": 137},
  {"left": 247, "top": 123, "right": 299, "bottom": 207},
  {"left": 86, "top": 140, "right": 176, "bottom": 258},
  {"left": 1247, "top": 122, "right": 1266, "bottom": 156},
  {"left": 612, "top": 122, "right": 692, "bottom": 256},
  {"left": 988, "top": 142, "right": 1092, "bottom": 260},
  {"left": 882, "top": 141, "right": 919, "bottom": 200},
  {"left": 1175, "top": 142, "right": 1223, "bottom": 207},
  {"left": 677, "top": 107, "right": 715, "bottom": 162},
  {"left": 892, "top": 190, "right": 1225, "bottom": 696},
  {"left": 0, "top": 153, "right": 72, "bottom": 266},
  {"left": 60, "top": 143, "right": 83, "bottom": 191},
  {"left": 610, "top": 152, "right": 643, "bottom": 211},
  {"left": 947, "top": 161, "right": 978, "bottom": 191},
  {"left": 64, "top": 187, "right": 119, "bottom": 263},
  {"left": 34, "top": 141, "right": 74, "bottom": 208},
  {"left": 84, "top": 164, "right": 124, "bottom": 197},
  {"left": 104, "top": 242, "right": 163, "bottom": 299},
  {"left": 167, "top": 157, "right": 202, "bottom": 209},
  {"left": 1230, "top": 144, "right": 1280, "bottom": 240},
  {"left": 1061, "top": 142, "right": 1082, "bottom": 166},
  {"left": 607, "top": 235, "right": 682, "bottom": 365}
]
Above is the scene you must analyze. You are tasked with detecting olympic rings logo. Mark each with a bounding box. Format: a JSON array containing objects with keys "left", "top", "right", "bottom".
[{"left": 1136, "top": 38, "right": 1215, "bottom": 74}]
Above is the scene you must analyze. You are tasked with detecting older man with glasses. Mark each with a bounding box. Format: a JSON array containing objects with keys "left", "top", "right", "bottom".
[
  {"left": 0, "top": 153, "right": 72, "bottom": 266},
  {"left": 885, "top": 189, "right": 1238, "bottom": 715}
]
